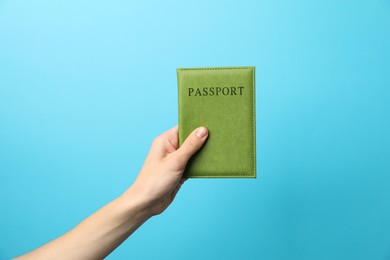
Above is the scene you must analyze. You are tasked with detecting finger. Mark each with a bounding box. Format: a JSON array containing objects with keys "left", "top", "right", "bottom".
[
  {"left": 175, "top": 126, "right": 208, "bottom": 163},
  {"left": 161, "top": 125, "right": 179, "bottom": 150},
  {"left": 150, "top": 125, "right": 179, "bottom": 157}
]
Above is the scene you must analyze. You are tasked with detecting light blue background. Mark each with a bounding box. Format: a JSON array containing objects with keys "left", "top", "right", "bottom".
[{"left": 1, "top": 0, "right": 390, "bottom": 259}]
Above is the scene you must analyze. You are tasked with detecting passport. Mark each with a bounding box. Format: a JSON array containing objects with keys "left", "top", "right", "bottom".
[{"left": 177, "top": 66, "right": 256, "bottom": 178}]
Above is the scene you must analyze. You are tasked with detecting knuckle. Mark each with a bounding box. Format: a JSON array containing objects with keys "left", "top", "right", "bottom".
[{"left": 152, "top": 135, "right": 163, "bottom": 146}]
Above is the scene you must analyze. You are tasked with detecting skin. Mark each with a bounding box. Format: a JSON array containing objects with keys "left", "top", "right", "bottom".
[{"left": 15, "top": 125, "right": 209, "bottom": 260}]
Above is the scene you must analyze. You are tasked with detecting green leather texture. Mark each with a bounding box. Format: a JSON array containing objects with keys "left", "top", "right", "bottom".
[{"left": 177, "top": 66, "right": 256, "bottom": 178}]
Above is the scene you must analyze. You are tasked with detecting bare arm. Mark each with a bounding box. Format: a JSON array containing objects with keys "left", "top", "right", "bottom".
[{"left": 15, "top": 125, "right": 208, "bottom": 260}]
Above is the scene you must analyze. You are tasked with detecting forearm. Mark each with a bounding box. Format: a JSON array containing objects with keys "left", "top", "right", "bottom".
[{"left": 15, "top": 188, "right": 152, "bottom": 260}]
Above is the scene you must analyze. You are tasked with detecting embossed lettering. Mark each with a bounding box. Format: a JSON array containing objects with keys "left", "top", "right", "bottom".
[{"left": 187, "top": 86, "right": 245, "bottom": 97}]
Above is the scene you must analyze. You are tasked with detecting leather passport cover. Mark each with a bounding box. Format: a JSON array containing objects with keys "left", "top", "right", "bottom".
[{"left": 177, "top": 66, "right": 256, "bottom": 178}]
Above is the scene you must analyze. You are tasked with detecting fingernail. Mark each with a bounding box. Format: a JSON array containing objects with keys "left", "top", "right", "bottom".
[{"left": 195, "top": 127, "right": 208, "bottom": 138}]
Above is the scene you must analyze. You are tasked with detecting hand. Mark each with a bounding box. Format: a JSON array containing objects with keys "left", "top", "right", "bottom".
[
  {"left": 125, "top": 125, "right": 209, "bottom": 216},
  {"left": 15, "top": 125, "right": 209, "bottom": 260}
]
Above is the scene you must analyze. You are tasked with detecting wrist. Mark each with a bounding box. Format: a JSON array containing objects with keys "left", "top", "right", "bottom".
[{"left": 116, "top": 186, "right": 155, "bottom": 221}]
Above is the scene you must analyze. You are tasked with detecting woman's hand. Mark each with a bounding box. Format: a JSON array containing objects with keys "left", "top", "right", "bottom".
[{"left": 124, "top": 125, "right": 209, "bottom": 216}]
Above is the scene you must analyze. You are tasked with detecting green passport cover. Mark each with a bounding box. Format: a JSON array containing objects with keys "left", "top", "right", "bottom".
[{"left": 177, "top": 66, "right": 256, "bottom": 178}]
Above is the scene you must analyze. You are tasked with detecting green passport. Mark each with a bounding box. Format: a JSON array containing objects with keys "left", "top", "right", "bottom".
[{"left": 177, "top": 66, "right": 256, "bottom": 178}]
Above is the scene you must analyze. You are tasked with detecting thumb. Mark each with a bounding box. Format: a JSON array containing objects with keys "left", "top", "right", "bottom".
[{"left": 175, "top": 126, "right": 209, "bottom": 163}]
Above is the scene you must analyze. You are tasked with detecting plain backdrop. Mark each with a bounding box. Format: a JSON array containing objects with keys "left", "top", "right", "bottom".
[{"left": 1, "top": 0, "right": 390, "bottom": 259}]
